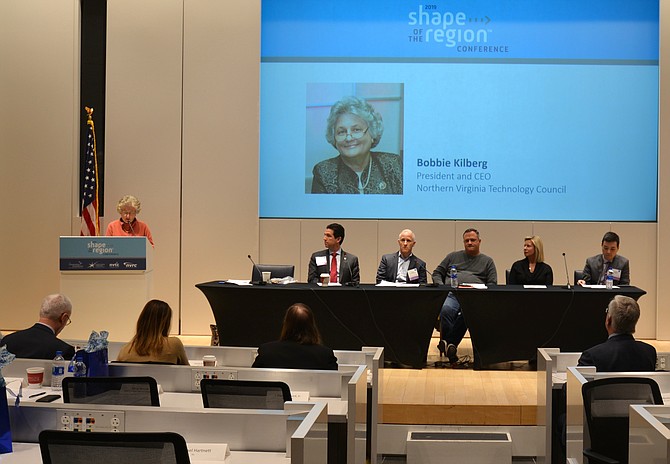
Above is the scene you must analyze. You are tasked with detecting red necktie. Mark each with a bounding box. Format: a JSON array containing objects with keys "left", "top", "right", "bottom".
[{"left": 330, "top": 252, "right": 338, "bottom": 283}]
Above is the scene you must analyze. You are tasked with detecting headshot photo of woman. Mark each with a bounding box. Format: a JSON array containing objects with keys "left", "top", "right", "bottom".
[{"left": 309, "top": 91, "right": 403, "bottom": 195}]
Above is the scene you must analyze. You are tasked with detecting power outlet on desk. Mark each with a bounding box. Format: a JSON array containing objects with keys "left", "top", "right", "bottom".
[
  {"left": 192, "top": 368, "right": 238, "bottom": 391},
  {"left": 656, "top": 352, "right": 670, "bottom": 371},
  {"left": 58, "top": 409, "right": 125, "bottom": 432}
]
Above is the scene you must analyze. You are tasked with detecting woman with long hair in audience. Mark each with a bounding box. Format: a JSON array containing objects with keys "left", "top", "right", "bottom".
[{"left": 117, "top": 299, "right": 189, "bottom": 365}]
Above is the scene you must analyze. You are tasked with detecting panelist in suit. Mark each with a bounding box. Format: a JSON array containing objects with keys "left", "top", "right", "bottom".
[
  {"left": 578, "top": 231, "right": 629, "bottom": 286},
  {"left": 105, "top": 194, "right": 154, "bottom": 246},
  {"left": 252, "top": 303, "right": 338, "bottom": 370},
  {"left": 432, "top": 228, "right": 497, "bottom": 364},
  {"left": 307, "top": 223, "right": 360, "bottom": 285},
  {"left": 376, "top": 229, "right": 427, "bottom": 284},
  {"left": 1, "top": 294, "right": 75, "bottom": 359},
  {"left": 578, "top": 295, "right": 656, "bottom": 371},
  {"left": 508, "top": 235, "right": 553, "bottom": 285}
]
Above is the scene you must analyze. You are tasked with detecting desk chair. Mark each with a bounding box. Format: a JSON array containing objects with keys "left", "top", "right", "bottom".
[
  {"left": 574, "top": 270, "right": 585, "bottom": 285},
  {"left": 582, "top": 377, "right": 663, "bottom": 464},
  {"left": 505, "top": 269, "right": 510, "bottom": 284},
  {"left": 200, "top": 378, "right": 291, "bottom": 410},
  {"left": 62, "top": 376, "right": 160, "bottom": 407},
  {"left": 251, "top": 263, "right": 295, "bottom": 282},
  {"left": 39, "top": 430, "right": 191, "bottom": 464}
]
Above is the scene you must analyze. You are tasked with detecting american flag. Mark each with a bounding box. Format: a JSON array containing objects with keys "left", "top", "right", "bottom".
[{"left": 80, "top": 113, "right": 99, "bottom": 236}]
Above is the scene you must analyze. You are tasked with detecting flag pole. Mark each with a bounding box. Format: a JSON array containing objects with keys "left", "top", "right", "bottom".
[{"left": 80, "top": 106, "right": 100, "bottom": 236}]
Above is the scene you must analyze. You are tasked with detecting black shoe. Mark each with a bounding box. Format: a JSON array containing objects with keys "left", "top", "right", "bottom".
[
  {"left": 446, "top": 343, "right": 458, "bottom": 363},
  {"left": 437, "top": 340, "right": 447, "bottom": 357}
]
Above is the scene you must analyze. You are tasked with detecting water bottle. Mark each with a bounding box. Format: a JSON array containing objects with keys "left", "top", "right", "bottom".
[
  {"left": 73, "top": 354, "right": 87, "bottom": 378},
  {"left": 606, "top": 268, "right": 614, "bottom": 289},
  {"left": 51, "top": 351, "right": 65, "bottom": 390},
  {"left": 450, "top": 265, "right": 458, "bottom": 287},
  {"left": 66, "top": 354, "right": 76, "bottom": 378}
]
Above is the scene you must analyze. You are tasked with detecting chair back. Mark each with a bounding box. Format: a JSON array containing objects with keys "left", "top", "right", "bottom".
[
  {"left": 200, "top": 378, "right": 291, "bottom": 409},
  {"left": 505, "top": 269, "right": 510, "bottom": 284},
  {"left": 582, "top": 377, "right": 663, "bottom": 464},
  {"left": 39, "top": 430, "right": 190, "bottom": 464},
  {"left": 251, "top": 264, "right": 295, "bottom": 282},
  {"left": 62, "top": 376, "right": 160, "bottom": 406},
  {"left": 574, "top": 270, "right": 585, "bottom": 285}
]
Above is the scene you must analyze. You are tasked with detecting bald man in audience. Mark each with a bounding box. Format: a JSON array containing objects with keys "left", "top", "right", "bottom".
[
  {"left": 578, "top": 295, "right": 656, "bottom": 371},
  {"left": 376, "top": 229, "right": 427, "bottom": 284},
  {"left": 1, "top": 294, "right": 76, "bottom": 359}
]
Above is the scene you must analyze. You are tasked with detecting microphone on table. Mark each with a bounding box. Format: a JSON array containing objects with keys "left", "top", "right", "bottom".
[
  {"left": 562, "top": 252, "right": 571, "bottom": 289},
  {"left": 247, "top": 254, "right": 266, "bottom": 285}
]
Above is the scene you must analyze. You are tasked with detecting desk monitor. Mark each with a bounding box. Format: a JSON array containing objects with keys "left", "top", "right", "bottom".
[
  {"left": 62, "top": 376, "right": 160, "bottom": 407},
  {"left": 251, "top": 264, "right": 295, "bottom": 282},
  {"left": 201, "top": 379, "right": 291, "bottom": 410}
]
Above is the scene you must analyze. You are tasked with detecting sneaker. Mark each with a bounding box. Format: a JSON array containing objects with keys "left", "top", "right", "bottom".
[
  {"left": 446, "top": 343, "right": 458, "bottom": 363},
  {"left": 437, "top": 340, "right": 447, "bottom": 357}
]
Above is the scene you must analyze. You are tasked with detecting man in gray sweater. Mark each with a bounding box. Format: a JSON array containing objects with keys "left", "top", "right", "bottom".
[{"left": 432, "top": 228, "right": 497, "bottom": 363}]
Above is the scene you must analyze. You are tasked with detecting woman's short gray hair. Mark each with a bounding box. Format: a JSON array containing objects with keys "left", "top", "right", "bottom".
[
  {"left": 325, "top": 96, "right": 384, "bottom": 149},
  {"left": 116, "top": 195, "right": 141, "bottom": 214}
]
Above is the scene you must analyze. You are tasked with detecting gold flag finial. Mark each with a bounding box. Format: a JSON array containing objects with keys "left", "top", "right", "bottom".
[{"left": 85, "top": 106, "right": 94, "bottom": 120}]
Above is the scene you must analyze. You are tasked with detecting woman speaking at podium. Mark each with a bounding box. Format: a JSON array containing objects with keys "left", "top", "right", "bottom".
[{"left": 105, "top": 194, "right": 154, "bottom": 246}]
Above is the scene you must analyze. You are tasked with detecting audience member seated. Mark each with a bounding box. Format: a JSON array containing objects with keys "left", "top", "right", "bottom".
[
  {"left": 116, "top": 299, "right": 189, "bottom": 365},
  {"left": 252, "top": 303, "right": 338, "bottom": 370},
  {"left": 578, "top": 295, "right": 656, "bottom": 371},
  {"left": 1, "top": 294, "right": 75, "bottom": 359},
  {"left": 508, "top": 235, "right": 553, "bottom": 285}
]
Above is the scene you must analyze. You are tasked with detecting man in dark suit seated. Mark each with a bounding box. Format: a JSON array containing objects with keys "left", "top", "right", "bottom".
[
  {"left": 578, "top": 295, "right": 656, "bottom": 371},
  {"left": 1, "top": 294, "right": 76, "bottom": 359},
  {"left": 376, "top": 229, "right": 427, "bottom": 284},
  {"left": 307, "top": 222, "right": 360, "bottom": 285},
  {"left": 578, "top": 231, "right": 630, "bottom": 286}
]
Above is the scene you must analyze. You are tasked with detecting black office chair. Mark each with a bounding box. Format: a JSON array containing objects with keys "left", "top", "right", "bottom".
[
  {"left": 200, "top": 378, "right": 291, "bottom": 410},
  {"left": 582, "top": 377, "right": 663, "bottom": 464},
  {"left": 251, "top": 264, "right": 295, "bottom": 282},
  {"left": 39, "top": 430, "right": 191, "bottom": 464},
  {"left": 574, "top": 270, "right": 585, "bottom": 285},
  {"left": 62, "top": 376, "right": 160, "bottom": 407},
  {"left": 505, "top": 269, "right": 511, "bottom": 284}
]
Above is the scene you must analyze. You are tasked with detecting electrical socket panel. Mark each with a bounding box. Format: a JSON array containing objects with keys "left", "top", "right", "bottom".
[
  {"left": 58, "top": 409, "right": 125, "bottom": 432},
  {"left": 656, "top": 352, "right": 670, "bottom": 371},
  {"left": 192, "top": 368, "right": 238, "bottom": 391}
]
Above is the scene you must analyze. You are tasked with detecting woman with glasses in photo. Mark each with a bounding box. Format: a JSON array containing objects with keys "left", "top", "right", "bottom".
[{"left": 311, "top": 96, "right": 403, "bottom": 195}]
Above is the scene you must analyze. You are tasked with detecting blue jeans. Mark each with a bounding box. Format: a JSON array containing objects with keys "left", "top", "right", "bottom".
[{"left": 440, "top": 292, "right": 467, "bottom": 347}]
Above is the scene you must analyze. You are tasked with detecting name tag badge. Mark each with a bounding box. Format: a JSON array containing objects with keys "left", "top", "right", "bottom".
[
  {"left": 316, "top": 256, "right": 327, "bottom": 266},
  {"left": 611, "top": 268, "right": 622, "bottom": 280},
  {"left": 407, "top": 268, "right": 419, "bottom": 281}
]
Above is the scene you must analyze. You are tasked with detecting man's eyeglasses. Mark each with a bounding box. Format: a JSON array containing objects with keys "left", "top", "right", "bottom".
[
  {"left": 335, "top": 127, "right": 368, "bottom": 142},
  {"left": 64, "top": 314, "right": 72, "bottom": 326}
]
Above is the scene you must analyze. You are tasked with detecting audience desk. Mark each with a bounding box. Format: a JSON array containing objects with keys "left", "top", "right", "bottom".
[
  {"left": 197, "top": 281, "right": 445, "bottom": 368},
  {"left": 453, "top": 285, "right": 646, "bottom": 369}
]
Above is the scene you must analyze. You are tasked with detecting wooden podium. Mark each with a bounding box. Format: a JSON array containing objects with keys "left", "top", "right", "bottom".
[{"left": 59, "top": 236, "right": 153, "bottom": 341}]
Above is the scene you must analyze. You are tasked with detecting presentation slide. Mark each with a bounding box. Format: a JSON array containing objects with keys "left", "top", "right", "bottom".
[{"left": 259, "top": 0, "right": 659, "bottom": 221}]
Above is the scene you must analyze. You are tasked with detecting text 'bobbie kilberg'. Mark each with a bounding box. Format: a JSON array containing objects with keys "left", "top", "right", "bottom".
[{"left": 416, "top": 157, "right": 488, "bottom": 170}]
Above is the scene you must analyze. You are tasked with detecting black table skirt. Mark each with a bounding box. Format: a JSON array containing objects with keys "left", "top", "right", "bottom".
[
  {"left": 454, "top": 285, "right": 646, "bottom": 369},
  {"left": 196, "top": 281, "right": 646, "bottom": 370},
  {"left": 196, "top": 282, "right": 447, "bottom": 368}
]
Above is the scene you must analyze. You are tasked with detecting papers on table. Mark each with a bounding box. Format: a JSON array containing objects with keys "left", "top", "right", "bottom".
[
  {"left": 317, "top": 282, "right": 342, "bottom": 287},
  {"left": 458, "top": 283, "right": 487, "bottom": 289},
  {"left": 582, "top": 284, "right": 619, "bottom": 289},
  {"left": 375, "top": 281, "right": 420, "bottom": 287},
  {"left": 524, "top": 285, "right": 547, "bottom": 289},
  {"left": 221, "top": 280, "right": 252, "bottom": 286}
]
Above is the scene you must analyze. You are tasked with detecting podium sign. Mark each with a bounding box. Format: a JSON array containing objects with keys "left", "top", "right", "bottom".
[
  {"left": 59, "top": 236, "right": 153, "bottom": 341},
  {"left": 60, "top": 236, "right": 151, "bottom": 271}
]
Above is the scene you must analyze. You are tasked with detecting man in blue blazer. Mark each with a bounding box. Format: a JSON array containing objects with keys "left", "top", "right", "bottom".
[
  {"left": 376, "top": 229, "right": 427, "bottom": 284},
  {"left": 307, "top": 223, "right": 360, "bottom": 285},
  {"left": 578, "top": 295, "right": 656, "bottom": 371},
  {"left": 578, "top": 231, "right": 630, "bottom": 285}
]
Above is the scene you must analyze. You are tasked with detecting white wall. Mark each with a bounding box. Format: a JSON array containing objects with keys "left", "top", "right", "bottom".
[{"left": 1, "top": 0, "right": 667, "bottom": 340}]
